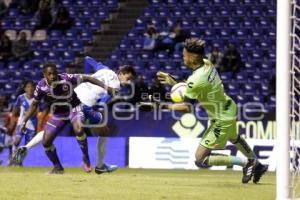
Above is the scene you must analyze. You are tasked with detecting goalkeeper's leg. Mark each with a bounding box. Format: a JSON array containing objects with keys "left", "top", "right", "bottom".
[{"left": 231, "top": 135, "right": 268, "bottom": 184}]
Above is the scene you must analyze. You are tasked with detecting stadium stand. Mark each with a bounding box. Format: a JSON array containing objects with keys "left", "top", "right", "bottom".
[{"left": 0, "top": 0, "right": 276, "bottom": 115}]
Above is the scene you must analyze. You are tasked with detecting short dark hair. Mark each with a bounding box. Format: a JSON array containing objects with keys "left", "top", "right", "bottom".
[
  {"left": 43, "top": 62, "right": 57, "bottom": 72},
  {"left": 118, "top": 65, "right": 137, "bottom": 78},
  {"left": 183, "top": 38, "right": 206, "bottom": 56}
]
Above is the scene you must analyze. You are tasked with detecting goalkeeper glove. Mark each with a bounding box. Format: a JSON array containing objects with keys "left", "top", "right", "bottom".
[{"left": 156, "top": 71, "right": 178, "bottom": 86}]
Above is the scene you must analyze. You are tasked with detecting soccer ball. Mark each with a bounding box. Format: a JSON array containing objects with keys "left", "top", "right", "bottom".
[{"left": 170, "top": 82, "right": 187, "bottom": 103}]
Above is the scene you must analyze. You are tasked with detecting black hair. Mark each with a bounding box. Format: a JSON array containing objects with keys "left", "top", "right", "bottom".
[
  {"left": 43, "top": 62, "right": 57, "bottom": 72},
  {"left": 118, "top": 65, "right": 137, "bottom": 78},
  {"left": 23, "top": 79, "right": 34, "bottom": 89},
  {"left": 183, "top": 38, "right": 206, "bottom": 56}
]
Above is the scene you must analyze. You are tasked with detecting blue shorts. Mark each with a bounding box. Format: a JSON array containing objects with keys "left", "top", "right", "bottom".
[
  {"left": 83, "top": 105, "right": 103, "bottom": 125},
  {"left": 16, "top": 126, "right": 36, "bottom": 145}
]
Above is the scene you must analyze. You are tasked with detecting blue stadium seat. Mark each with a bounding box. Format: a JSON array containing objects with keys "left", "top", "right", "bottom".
[
  {"left": 227, "top": 18, "right": 240, "bottom": 28},
  {"left": 74, "top": 19, "right": 86, "bottom": 29},
  {"left": 8, "top": 9, "right": 19, "bottom": 18},
  {"left": 148, "top": 60, "right": 161, "bottom": 71},
  {"left": 65, "top": 29, "right": 78, "bottom": 40},
  {"left": 57, "top": 40, "right": 69, "bottom": 51},
  {"left": 244, "top": 62, "right": 256, "bottom": 73},
  {"left": 80, "top": 30, "right": 93, "bottom": 43},
  {"left": 126, "top": 50, "right": 137, "bottom": 60},
  {"left": 71, "top": 40, "right": 84, "bottom": 52},
  {"left": 235, "top": 28, "right": 249, "bottom": 39},
  {"left": 22, "top": 62, "right": 34, "bottom": 70},
  {"left": 63, "top": 51, "right": 75, "bottom": 62},
  {"left": 243, "top": 83, "right": 257, "bottom": 95},
  {"left": 89, "top": 19, "right": 101, "bottom": 31},
  {"left": 236, "top": 72, "right": 248, "bottom": 83},
  {"left": 47, "top": 51, "right": 60, "bottom": 61},
  {"left": 95, "top": 9, "right": 109, "bottom": 20},
  {"left": 157, "top": 51, "right": 169, "bottom": 60},
  {"left": 259, "top": 82, "right": 270, "bottom": 96},
  {"left": 41, "top": 40, "right": 53, "bottom": 51},
  {"left": 220, "top": 72, "right": 233, "bottom": 83},
  {"left": 7, "top": 62, "right": 19, "bottom": 70},
  {"left": 49, "top": 30, "right": 62, "bottom": 40},
  {"left": 251, "top": 95, "right": 264, "bottom": 104},
  {"left": 226, "top": 83, "right": 239, "bottom": 96},
  {"left": 236, "top": 95, "right": 249, "bottom": 104},
  {"left": 2, "top": 20, "right": 12, "bottom": 29}
]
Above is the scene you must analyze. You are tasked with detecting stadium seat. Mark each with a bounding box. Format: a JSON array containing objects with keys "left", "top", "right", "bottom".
[
  {"left": 57, "top": 41, "right": 69, "bottom": 51},
  {"left": 32, "top": 30, "right": 47, "bottom": 41},
  {"left": 4, "top": 30, "right": 17, "bottom": 41},
  {"left": 41, "top": 40, "right": 53, "bottom": 51},
  {"left": 236, "top": 72, "right": 248, "bottom": 83},
  {"left": 65, "top": 29, "right": 78, "bottom": 40},
  {"left": 49, "top": 30, "right": 62, "bottom": 40},
  {"left": 63, "top": 51, "right": 75, "bottom": 62},
  {"left": 236, "top": 95, "right": 249, "bottom": 104},
  {"left": 243, "top": 83, "right": 257, "bottom": 95}
]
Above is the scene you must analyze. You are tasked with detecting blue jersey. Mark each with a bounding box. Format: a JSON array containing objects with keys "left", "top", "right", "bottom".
[{"left": 15, "top": 93, "right": 37, "bottom": 131}]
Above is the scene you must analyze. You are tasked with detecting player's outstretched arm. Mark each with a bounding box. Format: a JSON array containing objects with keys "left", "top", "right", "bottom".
[
  {"left": 20, "top": 100, "right": 39, "bottom": 133},
  {"left": 156, "top": 71, "right": 178, "bottom": 86},
  {"left": 165, "top": 103, "right": 191, "bottom": 113},
  {"left": 81, "top": 75, "right": 118, "bottom": 95}
]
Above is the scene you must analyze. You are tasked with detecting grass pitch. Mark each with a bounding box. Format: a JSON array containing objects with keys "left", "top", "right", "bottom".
[{"left": 0, "top": 167, "right": 275, "bottom": 200}]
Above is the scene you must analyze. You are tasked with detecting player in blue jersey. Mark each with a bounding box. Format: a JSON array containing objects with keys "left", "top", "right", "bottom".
[{"left": 9, "top": 81, "right": 37, "bottom": 158}]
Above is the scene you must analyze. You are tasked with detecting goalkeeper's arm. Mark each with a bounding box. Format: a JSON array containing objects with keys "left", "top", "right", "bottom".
[{"left": 156, "top": 71, "right": 178, "bottom": 86}]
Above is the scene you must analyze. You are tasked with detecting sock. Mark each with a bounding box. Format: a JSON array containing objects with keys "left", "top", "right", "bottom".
[
  {"left": 207, "top": 154, "right": 248, "bottom": 167},
  {"left": 25, "top": 131, "right": 44, "bottom": 150},
  {"left": 97, "top": 137, "right": 107, "bottom": 168},
  {"left": 76, "top": 133, "right": 90, "bottom": 164},
  {"left": 232, "top": 135, "right": 257, "bottom": 159},
  {"left": 44, "top": 145, "right": 62, "bottom": 168}
]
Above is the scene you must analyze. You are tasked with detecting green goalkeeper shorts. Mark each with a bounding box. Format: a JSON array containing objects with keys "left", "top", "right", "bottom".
[{"left": 200, "top": 119, "right": 238, "bottom": 150}]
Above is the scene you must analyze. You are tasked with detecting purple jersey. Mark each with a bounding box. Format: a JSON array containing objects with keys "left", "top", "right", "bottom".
[{"left": 34, "top": 73, "right": 82, "bottom": 115}]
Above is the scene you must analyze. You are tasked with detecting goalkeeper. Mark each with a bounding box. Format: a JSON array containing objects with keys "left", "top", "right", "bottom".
[{"left": 157, "top": 38, "right": 268, "bottom": 184}]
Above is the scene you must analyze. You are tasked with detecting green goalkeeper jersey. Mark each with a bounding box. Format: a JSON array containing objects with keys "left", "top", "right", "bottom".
[{"left": 185, "top": 59, "right": 237, "bottom": 123}]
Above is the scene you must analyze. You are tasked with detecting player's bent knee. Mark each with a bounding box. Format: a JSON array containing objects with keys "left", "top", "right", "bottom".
[{"left": 194, "top": 156, "right": 209, "bottom": 168}]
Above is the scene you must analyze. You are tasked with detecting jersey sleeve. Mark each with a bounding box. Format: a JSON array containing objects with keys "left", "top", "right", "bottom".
[
  {"left": 64, "top": 73, "right": 83, "bottom": 85},
  {"left": 14, "top": 95, "right": 22, "bottom": 108}
]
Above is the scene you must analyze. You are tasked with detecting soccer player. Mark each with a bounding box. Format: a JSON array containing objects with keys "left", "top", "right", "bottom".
[
  {"left": 20, "top": 62, "right": 116, "bottom": 174},
  {"left": 14, "top": 60, "right": 136, "bottom": 174},
  {"left": 8, "top": 80, "right": 37, "bottom": 157},
  {"left": 157, "top": 38, "right": 268, "bottom": 184}
]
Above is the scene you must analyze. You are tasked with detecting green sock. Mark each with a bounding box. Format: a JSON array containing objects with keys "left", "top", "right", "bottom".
[
  {"left": 233, "top": 136, "right": 257, "bottom": 159},
  {"left": 207, "top": 154, "right": 247, "bottom": 167}
]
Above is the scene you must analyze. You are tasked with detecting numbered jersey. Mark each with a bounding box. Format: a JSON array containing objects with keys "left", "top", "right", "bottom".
[
  {"left": 185, "top": 59, "right": 237, "bottom": 122},
  {"left": 74, "top": 68, "right": 120, "bottom": 107},
  {"left": 15, "top": 93, "right": 37, "bottom": 130}
]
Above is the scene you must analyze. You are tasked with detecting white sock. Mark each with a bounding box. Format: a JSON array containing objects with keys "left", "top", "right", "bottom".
[
  {"left": 25, "top": 131, "right": 44, "bottom": 150},
  {"left": 97, "top": 137, "right": 107, "bottom": 168}
]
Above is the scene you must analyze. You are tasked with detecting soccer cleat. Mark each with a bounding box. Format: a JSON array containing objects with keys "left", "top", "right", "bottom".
[
  {"left": 95, "top": 163, "right": 118, "bottom": 174},
  {"left": 242, "top": 159, "right": 257, "bottom": 184},
  {"left": 82, "top": 157, "right": 92, "bottom": 173},
  {"left": 47, "top": 166, "right": 64, "bottom": 174},
  {"left": 12, "top": 146, "right": 27, "bottom": 166},
  {"left": 253, "top": 163, "right": 268, "bottom": 184}
]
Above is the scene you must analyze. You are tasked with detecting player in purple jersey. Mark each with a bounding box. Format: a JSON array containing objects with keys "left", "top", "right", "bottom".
[{"left": 20, "top": 63, "right": 116, "bottom": 174}]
